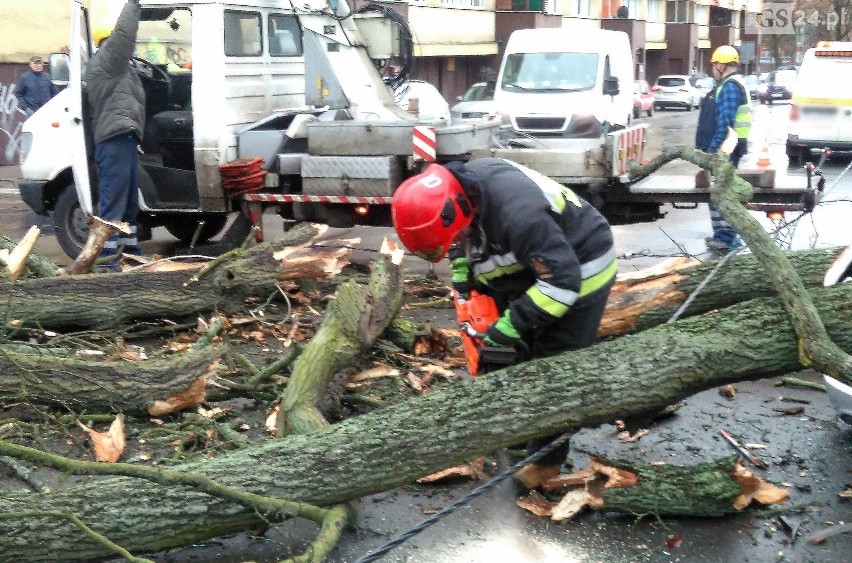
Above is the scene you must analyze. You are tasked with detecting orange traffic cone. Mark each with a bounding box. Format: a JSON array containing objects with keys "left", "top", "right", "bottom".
[{"left": 756, "top": 145, "right": 771, "bottom": 167}]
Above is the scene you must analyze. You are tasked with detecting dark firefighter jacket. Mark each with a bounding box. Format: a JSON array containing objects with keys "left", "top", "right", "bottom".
[{"left": 447, "top": 158, "right": 616, "bottom": 342}]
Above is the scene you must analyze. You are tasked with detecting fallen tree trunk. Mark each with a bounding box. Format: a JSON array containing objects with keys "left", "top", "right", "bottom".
[
  {"left": 0, "top": 346, "right": 223, "bottom": 414},
  {"left": 525, "top": 456, "right": 788, "bottom": 520},
  {"left": 0, "top": 283, "right": 848, "bottom": 560},
  {"left": 600, "top": 247, "right": 841, "bottom": 337},
  {"left": 0, "top": 223, "right": 349, "bottom": 330}
]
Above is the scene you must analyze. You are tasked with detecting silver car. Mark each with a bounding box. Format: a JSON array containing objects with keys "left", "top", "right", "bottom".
[
  {"left": 652, "top": 74, "right": 700, "bottom": 111},
  {"left": 450, "top": 81, "right": 498, "bottom": 124}
]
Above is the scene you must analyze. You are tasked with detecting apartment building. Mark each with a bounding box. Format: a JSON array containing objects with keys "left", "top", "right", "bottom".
[
  {"left": 359, "top": 0, "right": 762, "bottom": 101},
  {"left": 0, "top": 1, "right": 762, "bottom": 113}
]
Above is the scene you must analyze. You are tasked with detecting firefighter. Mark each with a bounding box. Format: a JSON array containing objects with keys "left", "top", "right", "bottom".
[
  {"left": 391, "top": 158, "right": 617, "bottom": 489},
  {"left": 695, "top": 44, "right": 752, "bottom": 253}
]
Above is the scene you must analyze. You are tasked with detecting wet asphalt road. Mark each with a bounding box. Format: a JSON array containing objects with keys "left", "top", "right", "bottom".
[{"left": 1, "top": 103, "right": 851, "bottom": 562}]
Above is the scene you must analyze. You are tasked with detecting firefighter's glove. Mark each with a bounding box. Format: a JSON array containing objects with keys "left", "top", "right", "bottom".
[
  {"left": 449, "top": 249, "right": 474, "bottom": 299},
  {"left": 484, "top": 310, "right": 521, "bottom": 348}
]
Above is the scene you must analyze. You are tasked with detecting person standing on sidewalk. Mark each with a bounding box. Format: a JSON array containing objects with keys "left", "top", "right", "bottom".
[
  {"left": 695, "top": 45, "right": 751, "bottom": 253},
  {"left": 85, "top": 0, "right": 145, "bottom": 269},
  {"left": 15, "top": 56, "right": 58, "bottom": 116}
]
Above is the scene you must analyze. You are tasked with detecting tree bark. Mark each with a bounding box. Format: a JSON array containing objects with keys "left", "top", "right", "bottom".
[
  {"left": 0, "top": 223, "right": 349, "bottom": 330},
  {"left": 0, "top": 346, "right": 223, "bottom": 414},
  {"left": 600, "top": 247, "right": 841, "bottom": 337},
  {"left": 0, "top": 284, "right": 848, "bottom": 561}
]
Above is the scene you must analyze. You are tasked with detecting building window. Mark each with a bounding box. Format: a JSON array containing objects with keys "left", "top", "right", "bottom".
[
  {"left": 577, "top": 0, "right": 591, "bottom": 17},
  {"left": 224, "top": 10, "right": 262, "bottom": 56},
  {"left": 666, "top": 0, "right": 692, "bottom": 23},
  {"left": 269, "top": 14, "right": 302, "bottom": 56},
  {"left": 647, "top": 0, "right": 660, "bottom": 22}
]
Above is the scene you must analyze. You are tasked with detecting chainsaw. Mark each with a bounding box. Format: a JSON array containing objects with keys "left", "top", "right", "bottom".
[{"left": 454, "top": 290, "right": 518, "bottom": 376}]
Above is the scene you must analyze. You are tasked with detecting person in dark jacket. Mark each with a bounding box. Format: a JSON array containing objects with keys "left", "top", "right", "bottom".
[
  {"left": 391, "top": 158, "right": 617, "bottom": 490},
  {"left": 15, "top": 56, "right": 58, "bottom": 116},
  {"left": 85, "top": 0, "right": 146, "bottom": 268}
]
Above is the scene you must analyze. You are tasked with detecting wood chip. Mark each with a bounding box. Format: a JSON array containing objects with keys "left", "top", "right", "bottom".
[
  {"left": 541, "top": 468, "right": 596, "bottom": 492},
  {"left": 731, "top": 462, "right": 790, "bottom": 510},
  {"left": 78, "top": 414, "right": 126, "bottom": 463},
  {"left": 417, "top": 458, "right": 486, "bottom": 484},
  {"left": 589, "top": 457, "right": 640, "bottom": 489},
  {"left": 516, "top": 490, "right": 553, "bottom": 517},
  {"left": 719, "top": 384, "right": 737, "bottom": 399},
  {"left": 265, "top": 405, "right": 280, "bottom": 436},
  {"left": 551, "top": 489, "right": 594, "bottom": 522},
  {"left": 617, "top": 428, "right": 649, "bottom": 442},
  {"left": 346, "top": 364, "right": 401, "bottom": 388}
]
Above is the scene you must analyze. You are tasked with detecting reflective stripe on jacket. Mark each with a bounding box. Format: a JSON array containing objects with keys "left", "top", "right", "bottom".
[{"left": 452, "top": 158, "right": 616, "bottom": 336}]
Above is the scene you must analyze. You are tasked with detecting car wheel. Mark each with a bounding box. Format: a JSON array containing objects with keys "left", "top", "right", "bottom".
[
  {"left": 647, "top": 104, "right": 653, "bottom": 117},
  {"left": 686, "top": 102, "right": 693, "bottom": 111},
  {"left": 633, "top": 105, "right": 640, "bottom": 119},
  {"left": 52, "top": 185, "right": 89, "bottom": 260}
]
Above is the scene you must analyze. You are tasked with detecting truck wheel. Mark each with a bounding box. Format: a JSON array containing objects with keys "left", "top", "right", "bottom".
[
  {"left": 52, "top": 186, "right": 89, "bottom": 260},
  {"left": 164, "top": 216, "right": 228, "bottom": 245}
]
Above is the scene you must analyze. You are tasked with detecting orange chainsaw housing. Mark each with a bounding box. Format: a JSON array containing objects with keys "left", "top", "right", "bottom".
[{"left": 454, "top": 290, "right": 500, "bottom": 376}]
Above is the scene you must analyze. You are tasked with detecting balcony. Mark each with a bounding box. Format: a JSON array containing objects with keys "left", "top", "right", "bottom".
[{"left": 495, "top": 0, "right": 544, "bottom": 11}]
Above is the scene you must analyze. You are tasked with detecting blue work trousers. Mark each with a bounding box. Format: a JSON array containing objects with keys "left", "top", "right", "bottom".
[
  {"left": 95, "top": 133, "right": 140, "bottom": 258},
  {"left": 708, "top": 139, "right": 748, "bottom": 245}
]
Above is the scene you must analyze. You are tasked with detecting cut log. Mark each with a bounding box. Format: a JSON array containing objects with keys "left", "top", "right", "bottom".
[
  {"left": 277, "top": 239, "right": 404, "bottom": 435},
  {"left": 0, "top": 284, "right": 848, "bottom": 561},
  {"left": 0, "top": 234, "right": 60, "bottom": 278},
  {"left": 527, "top": 456, "right": 788, "bottom": 520},
  {"left": 0, "top": 223, "right": 349, "bottom": 330},
  {"left": 63, "top": 217, "right": 130, "bottom": 276},
  {"left": 600, "top": 247, "right": 842, "bottom": 337},
  {"left": 0, "top": 226, "right": 41, "bottom": 281},
  {"left": 0, "top": 346, "right": 223, "bottom": 414}
]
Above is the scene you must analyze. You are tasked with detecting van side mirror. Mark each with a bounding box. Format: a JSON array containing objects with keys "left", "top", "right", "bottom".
[
  {"left": 49, "top": 53, "right": 70, "bottom": 87},
  {"left": 603, "top": 76, "right": 619, "bottom": 96}
]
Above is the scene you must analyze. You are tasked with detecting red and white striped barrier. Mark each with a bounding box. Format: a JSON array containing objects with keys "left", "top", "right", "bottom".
[
  {"left": 412, "top": 126, "right": 437, "bottom": 161},
  {"left": 241, "top": 193, "right": 393, "bottom": 205}
]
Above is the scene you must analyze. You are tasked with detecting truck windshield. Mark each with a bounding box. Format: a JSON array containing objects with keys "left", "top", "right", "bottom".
[
  {"left": 135, "top": 7, "right": 192, "bottom": 70},
  {"left": 501, "top": 52, "right": 599, "bottom": 92}
]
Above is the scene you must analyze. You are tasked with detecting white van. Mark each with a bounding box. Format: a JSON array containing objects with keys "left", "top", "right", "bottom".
[
  {"left": 492, "top": 27, "right": 633, "bottom": 146},
  {"left": 787, "top": 42, "right": 852, "bottom": 165}
]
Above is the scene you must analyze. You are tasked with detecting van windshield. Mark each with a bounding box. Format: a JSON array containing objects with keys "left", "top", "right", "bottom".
[
  {"left": 135, "top": 7, "right": 192, "bottom": 70},
  {"left": 501, "top": 52, "right": 599, "bottom": 92},
  {"left": 797, "top": 57, "right": 852, "bottom": 90}
]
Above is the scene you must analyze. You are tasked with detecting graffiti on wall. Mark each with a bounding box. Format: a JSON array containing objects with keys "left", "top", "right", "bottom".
[{"left": 0, "top": 68, "right": 27, "bottom": 167}]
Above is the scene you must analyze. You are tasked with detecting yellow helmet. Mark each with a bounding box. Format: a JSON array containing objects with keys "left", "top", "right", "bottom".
[
  {"left": 711, "top": 45, "right": 740, "bottom": 64},
  {"left": 93, "top": 28, "right": 112, "bottom": 48}
]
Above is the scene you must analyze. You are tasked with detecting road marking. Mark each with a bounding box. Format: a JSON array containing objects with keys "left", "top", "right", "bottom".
[{"left": 0, "top": 188, "right": 20, "bottom": 195}]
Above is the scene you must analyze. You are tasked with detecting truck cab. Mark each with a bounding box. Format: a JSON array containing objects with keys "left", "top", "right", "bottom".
[{"left": 17, "top": 0, "right": 494, "bottom": 258}]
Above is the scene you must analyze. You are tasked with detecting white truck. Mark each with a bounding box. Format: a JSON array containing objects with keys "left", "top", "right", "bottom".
[{"left": 16, "top": 1, "right": 815, "bottom": 259}]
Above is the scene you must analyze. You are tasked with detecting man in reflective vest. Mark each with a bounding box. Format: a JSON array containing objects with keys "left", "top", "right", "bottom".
[
  {"left": 695, "top": 45, "right": 752, "bottom": 253},
  {"left": 391, "top": 159, "right": 617, "bottom": 490}
]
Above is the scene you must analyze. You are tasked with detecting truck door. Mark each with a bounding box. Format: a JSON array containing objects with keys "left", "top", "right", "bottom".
[{"left": 69, "top": 1, "right": 95, "bottom": 215}]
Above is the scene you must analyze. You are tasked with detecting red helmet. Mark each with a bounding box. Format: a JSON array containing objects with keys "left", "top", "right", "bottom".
[{"left": 392, "top": 163, "right": 473, "bottom": 262}]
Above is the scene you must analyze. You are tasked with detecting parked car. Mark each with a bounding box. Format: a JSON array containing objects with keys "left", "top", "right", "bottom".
[
  {"left": 757, "top": 68, "right": 797, "bottom": 104},
  {"left": 693, "top": 75, "right": 716, "bottom": 101},
  {"left": 391, "top": 79, "right": 451, "bottom": 122},
  {"left": 450, "top": 81, "right": 498, "bottom": 124},
  {"left": 651, "top": 75, "right": 699, "bottom": 111},
  {"left": 632, "top": 79, "right": 654, "bottom": 118},
  {"left": 742, "top": 74, "right": 760, "bottom": 99}
]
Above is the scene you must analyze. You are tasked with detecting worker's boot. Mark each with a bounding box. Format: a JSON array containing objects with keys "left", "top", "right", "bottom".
[{"left": 513, "top": 462, "right": 560, "bottom": 490}]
